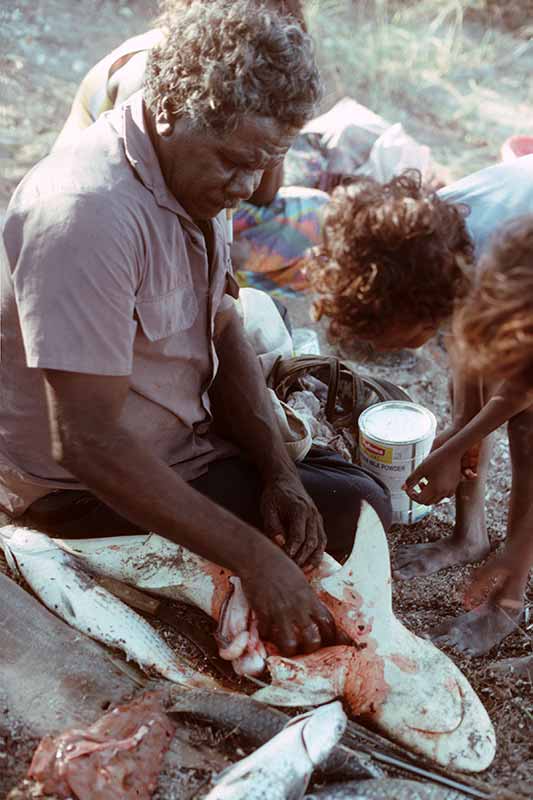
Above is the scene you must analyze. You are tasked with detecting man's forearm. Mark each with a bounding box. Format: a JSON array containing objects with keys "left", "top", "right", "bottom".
[
  {"left": 211, "top": 309, "right": 296, "bottom": 480},
  {"left": 56, "top": 422, "right": 279, "bottom": 579}
]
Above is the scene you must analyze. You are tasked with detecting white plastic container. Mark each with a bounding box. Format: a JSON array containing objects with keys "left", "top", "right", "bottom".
[{"left": 358, "top": 401, "right": 437, "bottom": 525}]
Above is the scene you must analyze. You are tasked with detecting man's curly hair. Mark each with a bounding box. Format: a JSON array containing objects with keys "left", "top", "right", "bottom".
[
  {"left": 453, "top": 215, "right": 533, "bottom": 385},
  {"left": 145, "top": 0, "right": 320, "bottom": 135},
  {"left": 158, "top": 0, "right": 306, "bottom": 27},
  {"left": 306, "top": 171, "right": 473, "bottom": 341}
]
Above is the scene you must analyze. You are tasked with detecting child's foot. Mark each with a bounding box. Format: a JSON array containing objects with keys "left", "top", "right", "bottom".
[
  {"left": 489, "top": 654, "right": 533, "bottom": 678},
  {"left": 430, "top": 601, "right": 523, "bottom": 657},
  {"left": 393, "top": 530, "right": 490, "bottom": 580}
]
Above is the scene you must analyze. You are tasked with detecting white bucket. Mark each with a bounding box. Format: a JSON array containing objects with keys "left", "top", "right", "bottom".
[{"left": 358, "top": 401, "right": 436, "bottom": 525}]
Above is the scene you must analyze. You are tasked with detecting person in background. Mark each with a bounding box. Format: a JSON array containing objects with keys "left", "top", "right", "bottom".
[
  {"left": 54, "top": 0, "right": 445, "bottom": 298},
  {"left": 53, "top": 0, "right": 331, "bottom": 296},
  {"left": 306, "top": 157, "right": 533, "bottom": 655},
  {"left": 1, "top": 0, "right": 392, "bottom": 657}
]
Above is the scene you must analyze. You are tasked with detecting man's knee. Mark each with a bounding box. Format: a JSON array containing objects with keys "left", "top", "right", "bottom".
[{"left": 308, "top": 463, "right": 392, "bottom": 559}]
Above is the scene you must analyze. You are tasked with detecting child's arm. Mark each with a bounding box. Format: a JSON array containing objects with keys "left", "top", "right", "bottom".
[{"left": 404, "top": 380, "right": 533, "bottom": 505}]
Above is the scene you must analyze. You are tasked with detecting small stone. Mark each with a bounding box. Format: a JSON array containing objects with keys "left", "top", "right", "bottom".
[{"left": 72, "top": 59, "right": 87, "bottom": 74}]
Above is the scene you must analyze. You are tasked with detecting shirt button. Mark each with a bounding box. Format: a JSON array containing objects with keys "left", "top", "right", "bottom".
[{"left": 194, "top": 422, "right": 210, "bottom": 435}]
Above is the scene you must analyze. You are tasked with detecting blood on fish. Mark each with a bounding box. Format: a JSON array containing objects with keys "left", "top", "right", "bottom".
[
  {"left": 389, "top": 655, "right": 419, "bottom": 674},
  {"left": 202, "top": 562, "right": 232, "bottom": 620}
]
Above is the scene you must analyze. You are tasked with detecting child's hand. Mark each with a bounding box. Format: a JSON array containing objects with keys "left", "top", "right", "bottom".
[
  {"left": 431, "top": 424, "right": 462, "bottom": 451},
  {"left": 403, "top": 446, "right": 463, "bottom": 505},
  {"left": 461, "top": 442, "right": 481, "bottom": 480},
  {"left": 463, "top": 551, "right": 519, "bottom": 610}
]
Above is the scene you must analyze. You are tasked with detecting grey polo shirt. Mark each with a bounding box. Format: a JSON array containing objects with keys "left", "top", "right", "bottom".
[{"left": 0, "top": 92, "right": 236, "bottom": 515}]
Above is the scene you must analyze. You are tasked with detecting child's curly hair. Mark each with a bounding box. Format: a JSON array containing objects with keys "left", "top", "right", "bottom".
[
  {"left": 306, "top": 171, "right": 473, "bottom": 341},
  {"left": 453, "top": 215, "right": 533, "bottom": 385}
]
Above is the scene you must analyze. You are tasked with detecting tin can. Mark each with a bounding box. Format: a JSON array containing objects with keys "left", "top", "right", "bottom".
[{"left": 358, "top": 401, "right": 437, "bottom": 525}]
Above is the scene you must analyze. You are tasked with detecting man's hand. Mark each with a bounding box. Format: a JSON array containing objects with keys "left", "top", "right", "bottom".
[
  {"left": 260, "top": 471, "right": 327, "bottom": 569},
  {"left": 241, "top": 552, "right": 336, "bottom": 656},
  {"left": 403, "top": 446, "right": 464, "bottom": 505}
]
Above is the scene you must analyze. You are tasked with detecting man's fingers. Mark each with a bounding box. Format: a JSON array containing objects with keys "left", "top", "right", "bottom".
[
  {"left": 300, "top": 620, "right": 322, "bottom": 654},
  {"left": 271, "top": 618, "right": 299, "bottom": 657},
  {"left": 314, "top": 603, "right": 337, "bottom": 647},
  {"left": 285, "top": 511, "right": 306, "bottom": 559},
  {"left": 292, "top": 516, "right": 322, "bottom": 567},
  {"left": 262, "top": 502, "right": 284, "bottom": 544}
]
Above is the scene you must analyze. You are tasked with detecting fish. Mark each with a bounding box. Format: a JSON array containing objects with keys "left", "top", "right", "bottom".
[
  {"left": 0, "top": 526, "right": 220, "bottom": 690},
  {"left": 305, "top": 779, "right": 468, "bottom": 799},
  {"left": 204, "top": 700, "right": 347, "bottom": 800},
  {"left": 49, "top": 504, "right": 497, "bottom": 772},
  {"left": 251, "top": 502, "right": 497, "bottom": 773},
  {"left": 168, "top": 687, "right": 382, "bottom": 780}
]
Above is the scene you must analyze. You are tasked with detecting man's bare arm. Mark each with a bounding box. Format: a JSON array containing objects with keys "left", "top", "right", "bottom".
[
  {"left": 43, "top": 368, "right": 335, "bottom": 654},
  {"left": 211, "top": 304, "right": 327, "bottom": 567}
]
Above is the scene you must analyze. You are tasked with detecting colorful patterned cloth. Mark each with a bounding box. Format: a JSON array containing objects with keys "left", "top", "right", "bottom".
[
  {"left": 234, "top": 186, "right": 329, "bottom": 296},
  {"left": 61, "top": 32, "right": 432, "bottom": 297}
]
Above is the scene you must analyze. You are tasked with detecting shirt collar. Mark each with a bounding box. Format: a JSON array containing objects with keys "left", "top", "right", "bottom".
[{"left": 120, "top": 91, "right": 193, "bottom": 222}]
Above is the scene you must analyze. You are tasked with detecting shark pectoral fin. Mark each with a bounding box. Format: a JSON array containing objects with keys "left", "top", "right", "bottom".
[
  {"left": 378, "top": 629, "right": 496, "bottom": 771},
  {"left": 319, "top": 501, "right": 392, "bottom": 611}
]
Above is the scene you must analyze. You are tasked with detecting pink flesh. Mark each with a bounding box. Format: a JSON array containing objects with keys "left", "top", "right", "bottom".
[
  {"left": 390, "top": 654, "right": 419, "bottom": 674},
  {"left": 213, "top": 557, "right": 390, "bottom": 709},
  {"left": 218, "top": 630, "right": 250, "bottom": 661},
  {"left": 28, "top": 691, "right": 174, "bottom": 800}
]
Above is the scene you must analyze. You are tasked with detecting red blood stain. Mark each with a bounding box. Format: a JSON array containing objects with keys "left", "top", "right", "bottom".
[{"left": 389, "top": 654, "right": 419, "bottom": 674}]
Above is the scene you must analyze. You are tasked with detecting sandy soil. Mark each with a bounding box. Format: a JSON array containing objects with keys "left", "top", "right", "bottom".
[{"left": 1, "top": 0, "right": 532, "bottom": 797}]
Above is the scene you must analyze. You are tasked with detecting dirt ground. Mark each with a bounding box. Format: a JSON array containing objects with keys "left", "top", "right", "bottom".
[{"left": 0, "top": 0, "right": 532, "bottom": 797}]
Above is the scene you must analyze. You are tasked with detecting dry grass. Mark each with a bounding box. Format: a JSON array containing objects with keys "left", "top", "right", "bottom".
[{"left": 306, "top": 0, "right": 533, "bottom": 177}]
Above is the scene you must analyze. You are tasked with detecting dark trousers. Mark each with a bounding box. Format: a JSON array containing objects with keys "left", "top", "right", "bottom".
[{"left": 20, "top": 447, "right": 391, "bottom": 561}]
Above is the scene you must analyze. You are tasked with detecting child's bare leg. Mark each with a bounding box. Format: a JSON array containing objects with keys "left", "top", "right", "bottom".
[
  {"left": 430, "top": 406, "right": 533, "bottom": 656},
  {"left": 393, "top": 435, "right": 492, "bottom": 580}
]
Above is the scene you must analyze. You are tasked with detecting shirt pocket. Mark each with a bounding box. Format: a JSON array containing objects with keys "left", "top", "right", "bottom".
[{"left": 135, "top": 285, "right": 199, "bottom": 341}]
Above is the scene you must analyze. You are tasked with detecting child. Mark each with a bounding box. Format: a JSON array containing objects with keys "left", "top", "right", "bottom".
[{"left": 307, "top": 159, "right": 533, "bottom": 655}]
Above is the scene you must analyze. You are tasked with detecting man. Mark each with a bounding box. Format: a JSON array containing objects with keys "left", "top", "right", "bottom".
[
  {"left": 52, "top": 0, "right": 330, "bottom": 296},
  {"left": 0, "top": 0, "right": 390, "bottom": 657},
  {"left": 306, "top": 160, "right": 533, "bottom": 655}
]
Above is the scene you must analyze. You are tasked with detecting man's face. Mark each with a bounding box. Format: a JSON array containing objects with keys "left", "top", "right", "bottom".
[
  {"left": 357, "top": 320, "right": 438, "bottom": 352},
  {"left": 153, "top": 112, "right": 296, "bottom": 220}
]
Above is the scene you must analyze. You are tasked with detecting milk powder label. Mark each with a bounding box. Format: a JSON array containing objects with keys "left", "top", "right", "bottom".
[
  {"left": 358, "top": 401, "right": 437, "bottom": 525},
  {"left": 360, "top": 437, "right": 393, "bottom": 465}
]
